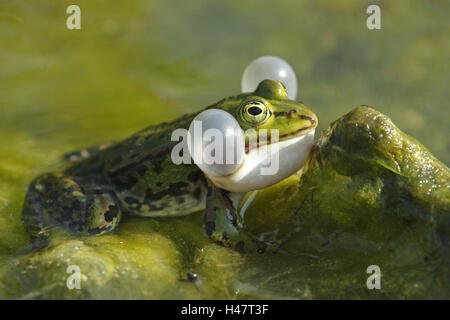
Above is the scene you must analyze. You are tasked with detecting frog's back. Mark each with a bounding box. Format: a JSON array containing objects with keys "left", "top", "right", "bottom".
[{"left": 65, "top": 112, "right": 208, "bottom": 217}]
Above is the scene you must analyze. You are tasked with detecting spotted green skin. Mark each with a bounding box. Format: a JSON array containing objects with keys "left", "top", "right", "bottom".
[{"left": 22, "top": 80, "right": 317, "bottom": 249}]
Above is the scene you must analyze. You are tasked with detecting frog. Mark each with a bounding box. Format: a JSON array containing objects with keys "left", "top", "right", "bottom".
[{"left": 22, "top": 79, "right": 318, "bottom": 251}]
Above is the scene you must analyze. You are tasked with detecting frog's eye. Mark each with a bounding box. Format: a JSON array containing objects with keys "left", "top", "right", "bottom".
[{"left": 240, "top": 100, "right": 270, "bottom": 126}]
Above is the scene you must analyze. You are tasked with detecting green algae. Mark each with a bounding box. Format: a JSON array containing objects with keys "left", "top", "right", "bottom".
[{"left": 0, "top": 0, "right": 449, "bottom": 299}]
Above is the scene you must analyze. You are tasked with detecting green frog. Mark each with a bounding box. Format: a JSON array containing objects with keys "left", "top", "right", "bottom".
[{"left": 22, "top": 80, "right": 318, "bottom": 251}]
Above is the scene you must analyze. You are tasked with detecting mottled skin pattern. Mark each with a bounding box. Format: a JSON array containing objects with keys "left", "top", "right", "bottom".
[{"left": 22, "top": 80, "right": 317, "bottom": 250}]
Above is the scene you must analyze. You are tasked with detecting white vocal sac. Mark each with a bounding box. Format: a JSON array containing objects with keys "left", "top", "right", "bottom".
[{"left": 187, "top": 109, "right": 245, "bottom": 177}]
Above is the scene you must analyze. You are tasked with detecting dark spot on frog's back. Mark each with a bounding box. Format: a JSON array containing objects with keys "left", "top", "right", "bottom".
[
  {"left": 130, "top": 152, "right": 140, "bottom": 159},
  {"left": 111, "top": 156, "right": 122, "bottom": 167},
  {"left": 113, "top": 175, "right": 138, "bottom": 191},
  {"left": 136, "top": 164, "right": 148, "bottom": 176},
  {"left": 188, "top": 170, "right": 202, "bottom": 182},
  {"left": 152, "top": 160, "right": 164, "bottom": 174},
  {"left": 168, "top": 181, "right": 189, "bottom": 196},
  {"left": 144, "top": 181, "right": 188, "bottom": 202},
  {"left": 193, "top": 187, "right": 202, "bottom": 200}
]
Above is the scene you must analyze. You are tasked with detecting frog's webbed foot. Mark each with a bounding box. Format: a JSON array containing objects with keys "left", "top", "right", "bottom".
[
  {"left": 204, "top": 187, "right": 312, "bottom": 256},
  {"left": 62, "top": 143, "right": 112, "bottom": 162},
  {"left": 204, "top": 183, "right": 286, "bottom": 253},
  {"left": 22, "top": 173, "right": 122, "bottom": 249}
]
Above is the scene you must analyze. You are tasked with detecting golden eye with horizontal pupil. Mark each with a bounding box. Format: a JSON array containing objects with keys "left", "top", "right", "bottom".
[{"left": 241, "top": 100, "right": 270, "bottom": 125}]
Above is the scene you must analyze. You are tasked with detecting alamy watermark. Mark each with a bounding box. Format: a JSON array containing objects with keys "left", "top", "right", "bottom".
[
  {"left": 366, "top": 5, "right": 381, "bottom": 30},
  {"left": 66, "top": 265, "right": 81, "bottom": 290},
  {"left": 366, "top": 265, "right": 381, "bottom": 290},
  {"left": 66, "top": 5, "right": 81, "bottom": 30}
]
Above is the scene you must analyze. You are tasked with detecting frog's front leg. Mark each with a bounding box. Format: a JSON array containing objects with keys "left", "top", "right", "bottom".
[
  {"left": 22, "top": 173, "right": 122, "bottom": 249},
  {"left": 204, "top": 183, "right": 267, "bottom": 253}
]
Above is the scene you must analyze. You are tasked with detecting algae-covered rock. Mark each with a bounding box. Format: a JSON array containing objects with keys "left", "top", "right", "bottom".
[
  {"left": 3, "top": 106, "right": 449, "bottom": 299},
  {"left": 239, "top": 106, "right": 449, "bottom": 298},
  {"left": 2, "top": 232, "right": 181, "bottom": 299},
  {"left": 1, "top": 214, "right": 245, "bottom": 299}
]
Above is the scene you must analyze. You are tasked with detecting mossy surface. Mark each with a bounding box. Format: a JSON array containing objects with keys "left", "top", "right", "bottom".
[{"left": 0, "top": 0, "right": 448, "bottom": 299}]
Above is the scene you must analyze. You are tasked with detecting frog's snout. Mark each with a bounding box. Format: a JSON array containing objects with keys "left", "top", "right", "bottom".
[
  {"left": 300, "top": 114, "right": 318, "bottom": 129},
  {"left": 288, "top": 110, "right": 316, "bottom": 123},
  {"left": 283, "top": 107, "right": 318, "bottom": 131}
]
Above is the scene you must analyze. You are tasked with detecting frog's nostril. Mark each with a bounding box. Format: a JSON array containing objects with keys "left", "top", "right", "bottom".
[{"left": 288, "top": 109, "right": 297, "bottom": 118}]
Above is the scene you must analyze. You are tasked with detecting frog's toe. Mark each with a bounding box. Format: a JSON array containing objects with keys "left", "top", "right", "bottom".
[{"left": 22, "top": 174, "right": 54, "bottom": 248}]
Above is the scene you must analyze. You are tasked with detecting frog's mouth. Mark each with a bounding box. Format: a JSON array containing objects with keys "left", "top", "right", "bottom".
[
  {"left": 244, "top": 115, "right": 317, "bottom": 154},
  {"left": 207, "top": 127, "right": 316, "bottom": 193}
]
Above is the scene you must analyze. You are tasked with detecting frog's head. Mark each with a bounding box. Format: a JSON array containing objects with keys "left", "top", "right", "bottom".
[{"left": 196, "top": 79, "right": 318, "bottom": 192}]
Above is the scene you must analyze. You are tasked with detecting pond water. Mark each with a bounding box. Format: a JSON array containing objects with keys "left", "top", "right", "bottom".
[{"left": 0, "top": 0, "right": 448, "bottom": 299}]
